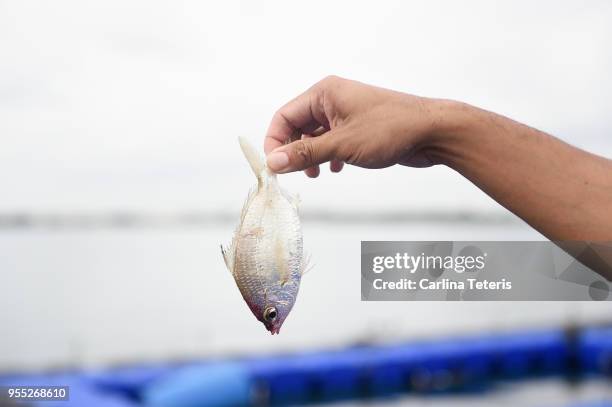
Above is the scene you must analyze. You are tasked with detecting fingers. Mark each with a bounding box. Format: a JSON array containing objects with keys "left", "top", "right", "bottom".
[
  {"left": 330, "top": 159, "right": 344, "bottom": 173},
  {"left": 302, "top": 128, "right": 344, "bottom": 176},
  {"left": 309, "top": 126, "right": 327, "bottom": 137},
  {"left": 266, "top": 131, "right": 340, "bottom": 174},
  {"left": 301, "top": 138, "right": 344, "bottom": 177},
  {"left": 265, "top": 76, "right": 346, "bottom": 175},
  {"left": 301, "top": 134, "right": 320, "bottom": 178},
  {"left": 304, "top": 165, "right": 320, "bottom": 178},
  {"left": 264, "top": 86, "right": 327, "bottom": 155}
]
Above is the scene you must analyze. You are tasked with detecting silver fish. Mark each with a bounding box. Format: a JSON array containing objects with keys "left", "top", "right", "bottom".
[{"left": 221, "top": 137, "right": 306, "bottom": 335}]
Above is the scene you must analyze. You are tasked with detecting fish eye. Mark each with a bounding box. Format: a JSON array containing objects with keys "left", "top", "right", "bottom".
[{"left": 263, "top": 307, "right": 278, "bottom": 322}]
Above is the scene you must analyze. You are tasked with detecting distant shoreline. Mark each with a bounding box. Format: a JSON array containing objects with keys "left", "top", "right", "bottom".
[{"left": 0, "top": 210, "right": 520, "bottom": 229}]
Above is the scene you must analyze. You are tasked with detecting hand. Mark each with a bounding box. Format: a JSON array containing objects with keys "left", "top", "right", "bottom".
[
  {"left": 265, "top": 76, "right": 612, "bottom": 245},
  {"left": 264, "top": 76, "right": 442, "bottom": 177}
]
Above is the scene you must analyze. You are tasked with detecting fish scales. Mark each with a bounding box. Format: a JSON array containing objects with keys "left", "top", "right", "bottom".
[{"left": 221, "top": 137, "right": 305, "bottom": 335}]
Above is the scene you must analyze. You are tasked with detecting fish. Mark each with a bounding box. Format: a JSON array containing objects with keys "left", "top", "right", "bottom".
[{"left": 221, "top": 137, "right": 306, "bottom": 335}]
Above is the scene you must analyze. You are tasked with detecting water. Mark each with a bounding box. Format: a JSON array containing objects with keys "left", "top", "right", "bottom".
[
  {"left": 330, "top": 379, "right": 612, "bottom": 406},
  {"left": 1, "top": 3, "right": 610, "bottom": 403},
  {"left": 1, "top": 220, "right": 611, "bottom": 372}
]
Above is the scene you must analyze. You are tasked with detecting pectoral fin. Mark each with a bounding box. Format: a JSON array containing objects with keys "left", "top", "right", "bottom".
[
  {"left": 275, "top": 236, "right": 290, "bottom": 286},
  {"left": 301, "top": 251, "right": 314, "bottom": 276},
  {"left": 220, "top": 241, "right": 235, "bottom": 274},
  {"left": 281, "top": 188, "right": 300, "bottom": 211}
]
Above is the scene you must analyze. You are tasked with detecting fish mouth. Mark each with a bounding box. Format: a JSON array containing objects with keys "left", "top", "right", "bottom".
[{"left": 269, "top": 326, "right": 280, "bottom": 335}]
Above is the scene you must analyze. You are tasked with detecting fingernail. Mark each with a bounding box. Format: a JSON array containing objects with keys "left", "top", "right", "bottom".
[{"left": 267, "top": 151, "right": 290, "bottom": 172}]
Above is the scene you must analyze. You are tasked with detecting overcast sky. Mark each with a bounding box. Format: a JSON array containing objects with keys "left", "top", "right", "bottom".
[{"left": 0, "top": 0, "right": 610, "bottom": 213}]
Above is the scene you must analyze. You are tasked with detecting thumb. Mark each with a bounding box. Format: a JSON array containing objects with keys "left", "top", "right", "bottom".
[{"left": 266, "top": 132, "right": 339, "bottom": 174}]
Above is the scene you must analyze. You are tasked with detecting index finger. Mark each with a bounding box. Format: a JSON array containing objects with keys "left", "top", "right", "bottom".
[{"left": 264, "top": 85, "right": 327, "bottom": 155}]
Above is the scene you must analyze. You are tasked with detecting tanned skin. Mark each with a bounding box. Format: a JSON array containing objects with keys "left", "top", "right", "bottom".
[{"left": 264, "top": 76, "right": 612, "bottom": 277}]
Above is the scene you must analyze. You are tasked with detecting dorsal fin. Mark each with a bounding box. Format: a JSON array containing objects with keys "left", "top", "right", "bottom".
[{"left": 220, "top": 185, "right": 257, "bottom": 275}]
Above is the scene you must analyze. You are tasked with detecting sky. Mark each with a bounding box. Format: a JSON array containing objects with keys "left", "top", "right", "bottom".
[{"left": 0, "top": 0, "right": 610, "bottom": 214}]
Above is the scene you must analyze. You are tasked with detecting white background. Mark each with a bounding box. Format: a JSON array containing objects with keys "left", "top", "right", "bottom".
[
  {"left": 0, "top": 1, "right": 611, "bottom": 371},
  {"left": 0, "top": 0, "right": 610, "bottom": 214}
]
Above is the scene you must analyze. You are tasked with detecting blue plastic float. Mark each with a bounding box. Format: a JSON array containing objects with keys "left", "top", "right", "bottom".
[{"left": 1, "top": 327, "right": 610, "bottom": 407}]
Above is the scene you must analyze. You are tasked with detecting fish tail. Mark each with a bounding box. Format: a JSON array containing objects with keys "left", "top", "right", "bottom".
[{"left": 238, "top": 137, "right": 266, "bottom": 184}]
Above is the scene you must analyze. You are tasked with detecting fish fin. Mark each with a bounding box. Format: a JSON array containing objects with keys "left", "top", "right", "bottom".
[
  {"left": 292, "top": 193, "right": 301, "bottom": 212},
  {"left": 275, "top": 236, "right": 290, "bottom": 286},
  {"left": 293, "top": 193, "right": 301, "bottom": 209},
  {"left": 222, "top": 185, "right": 258, "bottom": 274},
  {"left": 238, "top": 137, "right": 266, "bottom": 187},
  {"left": 239, "top": 186, "right": 257, "bottom": 224},
  {"left": 301, "top": 251, "right": 314, "bottom": 276},
  {"left": 220, "top": 242, "right": 234, "bottom": 274},
  {"left": 281, "top": 188, "right": 300, "bottom": 211}
]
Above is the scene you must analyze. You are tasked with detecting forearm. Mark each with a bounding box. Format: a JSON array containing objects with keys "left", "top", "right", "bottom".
[
  {"left": 263, "top": 76, "right": 612, "bottom": 240},
  {"left": 425, "top": 99, "right": 612, "bottom": 241}
]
